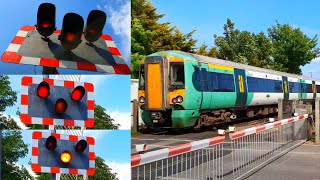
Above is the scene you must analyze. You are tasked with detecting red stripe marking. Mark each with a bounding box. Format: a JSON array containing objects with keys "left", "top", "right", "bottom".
[
  {"left": 100, "top": 34, "right": 112, "bottom": 41},
  {"left": 32, "top": 147, "right": 38, "bottom": 156},
  {"left": 69, "top": 169, "right": 78, "bottom": 175},
  {"left": 256, "top": 125, "right": 266, "bottom": 132},
  {"left": 40, "top": 58, "right": 59, "bottom": 67},
  {"left": 288, "top": 118, "right": 294, "bottom": 123},
  {"left": 32, "top": 131, "right": 42, "bottom": 139},
  {"left": 109, "top": 47, "right": 121, "bottom": 56},
  {"left": 51, "top": 167, "right": 60, "bottom": 173},
  {"left": 230, "top": 130, "right": 245, "bottom": 139},
  {"left": 54, "top": 29, "right": 61, "bottom": 34},
  {"left": 299, "top": 115, "right": 305, "bottom": 119},
  {"left": 21, "top": 26, "right": 35, "bottom": 31},
  {"left": 89, "top": 152, "right": 95, "bottom": 160},
  {"left": 209, "top": 136, "right": 225, "bottom": 145},
  {"left": 131, "top": 154, "right": 141, "bottom": 167},
  {"left": 43, "top": 118, "right": 53, "bottom": 125},
  {"left": 77, "top": 62, "right": 97, "bottom": 71},
  {"left": 85, "top": 118, "right": 95, "bottom": 128},
  {"left": 51, "top": 133, "right": 60, "bottom": 140},
  {"left": 21, "top": 94, "right": 28, "bottom": 105},
  {"left": 20, "top": 114, "right": 32, "bottom": 124},
  {"left": 21, "top": 76, "right": 33, "bottom": 86},
  {"left": 113, "top": 64, "right": 131, "bottom": 74},
  {"left": 2, "top": 51, "right": 22, "bottom": 63},
  {"left": 84, "top": 83, "right": 94, "bottom": 92},
  {"left": 87, "top": 168, "right": 95, "bottom": 176},
  {"left": 64, "top": 81, "right": 74, "bottom": 88},
  {"left": 168, "top": 143, "right": 192, "bottom": 157},
  {"left": 274, "top": 121, "right": 281, "bottom": 127},
  {"left": 64, "top": 120, "right": 75, "bottom": 127},
  {"left": 12, "top": 36, "right": 25, "bottom": 44},
  {"left": 88, "top": 100, "right": 95, "bottom": 110},
  {"left": 86, "top": 137, "right": 95, "bottom": 145},
  {"left": 31, "top": 164, "right": 41, "bottom": 172},
  {"left": 69, "top": 135, "right": 78, "bottom": 142},
  {"left": 43, "top": 78, "right": 54, "bottom": 86}
]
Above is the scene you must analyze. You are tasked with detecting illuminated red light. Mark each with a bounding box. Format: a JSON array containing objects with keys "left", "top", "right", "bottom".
[
  {"left": 65, "top": 33, "right": 77, "bottom": 42},
  {"left": 71, "top": 86, "right": 85, "bottom": 101},
  {"left": 41, "top": 22, "right": 50, "bottom": 28},
  {"left": 37, "top": 81, "right": 50, "bottom": 98},
  {"left": 55, "top": 98, "right": 68, "bottom": 113}
]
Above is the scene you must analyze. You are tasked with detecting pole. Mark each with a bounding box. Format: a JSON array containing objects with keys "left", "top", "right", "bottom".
[{"left": 315, "top": 98, "right": 320, "bottom": 143}]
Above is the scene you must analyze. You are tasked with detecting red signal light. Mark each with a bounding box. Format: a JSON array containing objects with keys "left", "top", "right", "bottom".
[
  {"left": 75, "top": 139, "right": 88, "bottom": 153},
  {"left": 41, "top": 22, "right": 50, "bottom": 28},
  {"left": 45, "top": 136, "right": 57, "bottom": 151},
  {"left": 36, "top": 3, "right": 56, "bottom": 38},
  {"left": 37, "top": 81, "right": 50, "bottom": 98},
  {"left": 84, "top": 10, "right": 106, "bottom": 43},
  {"left": 55, "top": 98, "right": 68, "bottom": 113},
  {"left": 71, "top": 86, "right": 85, "bottom": 102}
]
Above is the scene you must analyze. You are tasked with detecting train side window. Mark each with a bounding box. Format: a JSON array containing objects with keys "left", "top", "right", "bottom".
[
  {"left": 289, "top": 82, "right": 301, "bottom": 93},
  {"left": 306, "top": 84, "right": 313, "bottom": 93},
  {"left": 212, "top": 72, "right": 235, "bottom": 92},
  {"left": 317, "top": 85, "right": 320, "bottom": 93},
  {"left": 138, "top": 65, "right": 145, "bottom": 90},
  {"left": 170, "top": 63, "right": 185, "bottom": 89},
  {"left": 247, "top": 77, "right": 282, "bottom": 92}
]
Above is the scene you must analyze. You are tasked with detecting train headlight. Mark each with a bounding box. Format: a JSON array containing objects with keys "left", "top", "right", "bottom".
[
  {"left": 172, "top": 98, "right": 177, "bottom": 104},
  {"left": 139, "top": 96, "right": 145, "bottom": 103},
  {"left": 176, "top": 96, "right": 183, "bottom": 103}
]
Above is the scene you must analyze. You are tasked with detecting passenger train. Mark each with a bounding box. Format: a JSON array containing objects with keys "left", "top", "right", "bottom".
[{"left": 138, "top": 51, "right": 318, "bottom": 129}]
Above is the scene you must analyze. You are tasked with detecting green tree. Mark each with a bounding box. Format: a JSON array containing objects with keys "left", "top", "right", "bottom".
[
  {"left": 0, "top": 114, "right": 21, "bottom": 129},
  {"left": 195, "top": 44, "right": 218, "bottom": 57},
  {"left": 131, "top": 0, "right": 197, "bottom": 78},
  {"left": 2, "top": 130, "right": 33, "bottom": 180},
  {"left": 268, "top": 22, "right": 320, "bottom": 74},
  {"left": 0, "top": 75, "right": 17, "bottom": 112}
]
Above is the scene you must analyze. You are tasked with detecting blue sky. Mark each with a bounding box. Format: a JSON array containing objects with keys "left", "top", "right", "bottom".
[
  {"left": 152, "top": 0, "right": 320, "bottom": 78},
  {"left": 12, "top": 130, "right": 130, "bottom": 179},
  {"left": 3, "top": 75, "right": 131, "bottom": 129},
  {"left": 0, "top": 0, "right": 130, "bottom": 74}
]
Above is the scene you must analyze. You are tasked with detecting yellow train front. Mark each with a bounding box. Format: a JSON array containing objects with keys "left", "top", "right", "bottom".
[{"left": 138, "top": 50, "right": 319, "bottom": 129}]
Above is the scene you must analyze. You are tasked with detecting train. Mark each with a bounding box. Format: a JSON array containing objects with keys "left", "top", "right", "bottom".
[{"left": 137, "top": 50, "right": 318, "bottom": 129}]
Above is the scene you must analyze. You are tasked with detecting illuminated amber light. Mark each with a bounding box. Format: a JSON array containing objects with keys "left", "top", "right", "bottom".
[{"left": 60, "top": 151, "right": 72, "bottom": 163}]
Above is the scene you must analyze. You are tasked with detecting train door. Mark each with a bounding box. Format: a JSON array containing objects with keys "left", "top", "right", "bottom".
[
  {"left": 234, "top": 68, "right": 247, "bottom": 107},
  {"left": 313, "top": 81, "right": 317, "bottom": 99},
  {"left": 282, "top": 76, "right": 289, "bottom": 100},
  {"left": 144, "top": 56, "right": 168, "bottom": 110}
]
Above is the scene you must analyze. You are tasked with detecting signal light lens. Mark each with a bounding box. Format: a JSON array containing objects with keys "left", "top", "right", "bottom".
[
  {"left": 55, "top": 98, "right": 68, "bottom": 113},
  {"left": 71, "top": 86, "right": 86, "bottom": 102},
  {"left": 84, "top": 10, "right": 107, "bottom": 43},
  {"left": 37, "top": 81, "right": 50, "bottom": 98},
  {"left": 60, "top": 151, "right": 72, "bottom": 164},
  {"left": 59, "top": 13, "right": 84, "bottom": 51},
  {"left": 36, "top": 3, "right": 56, "bottom": 37},
  {"left": 45, "top": 136, "right": 57, "bottom": 151},
  {"left": 75, "top": 139, "right": 88, "bottom": 153}
]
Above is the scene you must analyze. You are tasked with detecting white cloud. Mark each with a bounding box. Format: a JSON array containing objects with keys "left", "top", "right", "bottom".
[
  {"left": 107, "top": 162, "right": 131, "bottom": 180},
  {"left": 81, "top": 75, "right": 111, "bottom": 88},
  {"left": 2, "top": 113, "right": 26, "bottom": 129},
  {"left": 107, "top": 110, "right": 131, "bottom": 130},
  {"left": 83, "top": 130, "right": 111, "bottom": 140},
  {"left": 98, "top": 1, "right": 131, "bottom": 64}
]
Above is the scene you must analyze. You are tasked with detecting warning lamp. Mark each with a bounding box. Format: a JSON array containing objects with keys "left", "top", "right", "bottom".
[
  {"left": 36, "top": 3, "right": 56, "bottom": 39},
  {"left": 55, "top": 98, "right": 68, "bottom": 113},
  {"left": 60, "top": 151, "right": 72, "bottom": 164},
  {"left": 70, "top": 86, "right": 86, "bottom": 102},
  {"left": 45, "top": 136, "right": 57, "bottom": 151},
  {"left": 37, "top": 81, "right": 50, "bottom": 98},
  {"left": 59, "top": 13, "right": 84, "bottom": 51},
  {"left": 75, "top": 139, "right": 88, "bottom": 153},
  {"left": 84, "top": 10, "right": 107, "bottom": 43}
]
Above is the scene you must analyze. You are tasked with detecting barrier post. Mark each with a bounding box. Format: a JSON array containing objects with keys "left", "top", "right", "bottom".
[{"left": 315, "top": 98, "right": 320, "bottom": 143}]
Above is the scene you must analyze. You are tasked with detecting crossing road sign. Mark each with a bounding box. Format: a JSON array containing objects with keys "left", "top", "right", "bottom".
[
  {"left": 31, "top": 131, "right": 95, "bottom": 176},
  {"left": 20, "top": 76, "right": 95, "bottom": 128}
]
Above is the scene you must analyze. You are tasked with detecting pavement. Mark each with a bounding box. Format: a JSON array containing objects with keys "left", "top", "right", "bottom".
[{"left": 247, "top": 143, "right": 320, "bottom": 180}]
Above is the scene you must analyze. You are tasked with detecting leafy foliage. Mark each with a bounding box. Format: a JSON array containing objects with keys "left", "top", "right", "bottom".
[
  {"left": 0, "top": 75, "right": 17, "bottom": 112},
  {"left": 1, "top": 130, "right": 32, "bottom": 180}
]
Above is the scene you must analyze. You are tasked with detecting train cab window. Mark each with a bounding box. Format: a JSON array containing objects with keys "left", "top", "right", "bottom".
[
  {"left": 138, "top": 65, "right": 145, "bottom": 90},
  {"left": 170, "top": 63, "right": 185, "bottom": 89}
]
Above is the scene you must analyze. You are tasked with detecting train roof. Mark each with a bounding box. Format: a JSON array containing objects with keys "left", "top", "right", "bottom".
[{"left": 149, "top": 50, "right": 320, "bottom": 82}]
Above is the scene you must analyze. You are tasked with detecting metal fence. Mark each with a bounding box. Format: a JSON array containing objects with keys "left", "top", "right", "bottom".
[{"left": 131, "top": 114, "right": 309, "bottom": 180}]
